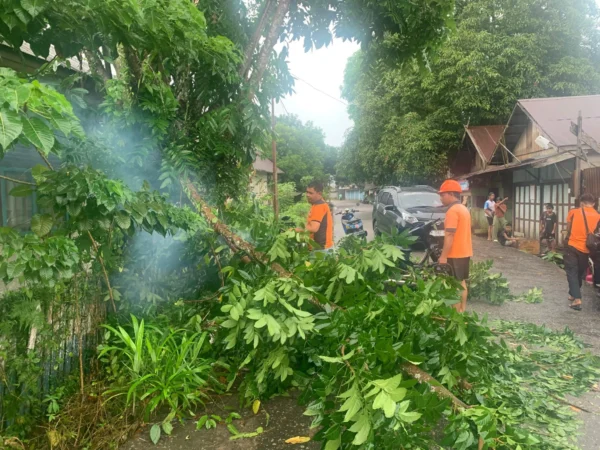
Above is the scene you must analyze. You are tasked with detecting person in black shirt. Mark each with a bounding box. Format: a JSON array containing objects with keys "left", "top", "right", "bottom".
[
  {"left": 498, "top": 223, "right": 520, "bottom": 248},
  {"left": 539, "top": 203, "right": 557, "bottom": 254}
]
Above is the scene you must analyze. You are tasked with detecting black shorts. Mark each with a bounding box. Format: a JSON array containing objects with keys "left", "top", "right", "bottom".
[
  {"left": 486, "top": 216, "right": 493, "bottom": 226},
  {"left": 448, "top": 257, "right": 470, "bottom": 281},
  {"left": 541, "top": 232, "right": 555, "bottom": 241}
]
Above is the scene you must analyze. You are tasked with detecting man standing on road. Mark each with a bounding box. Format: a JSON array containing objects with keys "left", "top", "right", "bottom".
[
  {"left": 484, "top": 192, "right": 496, "bottom": 241},
  {"left": 298, "top": 181, "right": 334, "bottom": 250},
  {"left": 438, "top": 180, "right": 473, "bottom": 313},
  {"left": 564, "top": 193, "right": 600, "bottom": 311}
]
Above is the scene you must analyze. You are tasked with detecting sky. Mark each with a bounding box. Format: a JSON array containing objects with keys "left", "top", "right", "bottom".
[{"left": 275, "top": 39, "right": 359, "bottom": 147}]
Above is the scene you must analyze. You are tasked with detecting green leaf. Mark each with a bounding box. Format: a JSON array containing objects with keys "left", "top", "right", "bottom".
[
  {"left": 397, "top": 411, "right": 422, "bottom": 423},
  {"left": 9, "top": 185, "right": 34, "bottom": 197},
  {"left": 20, "top": 0, "right": 47, "bottom": 17},
  {"left": 348, "top": 413, "right": 370, "bottom": 445},
  {"left": 21, "top": 116, "right": 54, "bottom": 154},
  {"left": 196, "top": 415, "right": 208, "bottom": 430},
  {"left": 31, "top": 164, "right": 49, "bottom": 182},
  {"left": 319, "top": 355, "right": 343, "bottom": 364},
  {"left": 162, "top": 421, "right": 173, "bottom": 435},
  {"left": 150, "top": 424, "right": 161, "bottom": 444},
  {"left": 31, "top": 214, "right": 53, "bottom": 237},
  {"left": 115, "top": 211, "right": 131, "bottom": 230},
  {"left": 0, "top": 110, "right": 22, "bottom": 150},
  {"left": 324, "top": 438, "right": 341, "bottom": 450}
]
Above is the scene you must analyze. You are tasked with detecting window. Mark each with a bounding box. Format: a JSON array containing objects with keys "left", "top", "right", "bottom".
[
  {"left": 385, "top": 192, "right": 396, "bottom": 207},
  {"left": 398, "top": 192, "right": 442, "bottom": 210},
  {"left": 379, "top": 192, "right": 390, "bottom": 205},
  {"left": 0, "top": 169, "right": 36, "bottom": 231}
]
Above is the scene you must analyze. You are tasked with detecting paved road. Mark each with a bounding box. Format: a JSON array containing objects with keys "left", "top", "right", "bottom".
[{"left": 331, "top": 199, "right": 374, "bottom": 243}]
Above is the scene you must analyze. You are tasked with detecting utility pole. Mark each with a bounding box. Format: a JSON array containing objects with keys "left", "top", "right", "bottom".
[
  {"left": 574, "top": 110, "right": 583, "bottom": 198},
  {"left": 272, "top": 98, "right": 279, "bottom": 220}
]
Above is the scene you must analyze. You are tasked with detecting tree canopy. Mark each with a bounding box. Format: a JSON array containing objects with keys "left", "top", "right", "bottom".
[
  {"left": 275, "top": 114, "right": 337, "bottom": 190},
  {"left": 338, "top": 0, "right": 600, "bottom": 186}
]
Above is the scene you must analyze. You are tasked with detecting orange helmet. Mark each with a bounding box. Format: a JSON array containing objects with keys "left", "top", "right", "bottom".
[{"left": 438, "top": 180, "right": 462, "bottom": 194}]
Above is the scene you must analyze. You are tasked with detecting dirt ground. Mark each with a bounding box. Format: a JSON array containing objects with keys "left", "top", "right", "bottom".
[{"left": 123, "top": 204, "right": 600, "bottom": 449}]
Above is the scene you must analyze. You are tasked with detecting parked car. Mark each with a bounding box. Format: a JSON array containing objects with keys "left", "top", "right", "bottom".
[{"left": 372, "top": 185, "right": 447, "bottom": 246}]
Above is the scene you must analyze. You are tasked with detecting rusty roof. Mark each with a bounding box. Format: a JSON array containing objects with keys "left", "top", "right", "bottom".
[
  {"left": 253, "top": 156, "right": 283, "bottom": 174},
  {"left": 517, "top": 95, "right": 600, "bottom": 148},
  {"left": 465, "top": 125, "right": 505, "bottom": 163}
]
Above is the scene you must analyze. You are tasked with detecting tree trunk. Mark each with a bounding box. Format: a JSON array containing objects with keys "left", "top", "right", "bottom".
[
  {"left": 248, "top": 0, "right": 292, "bottom": 91},
  {"left": 240, "top": 0, "right": 274, "bottom": 81}
]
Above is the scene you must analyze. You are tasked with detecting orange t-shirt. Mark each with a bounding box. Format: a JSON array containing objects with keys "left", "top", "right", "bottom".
[
  {"left": 444, "top": 203, "right": 473, "bottom": 258},
  {"left": 567, "top": 207, "right": 600, "bottom": 253},
  {"left": 308, "top": 201, "right": 333, "bottom": 249}
]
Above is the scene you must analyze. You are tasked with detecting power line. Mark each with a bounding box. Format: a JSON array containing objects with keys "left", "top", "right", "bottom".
[
  {"left": 291, "top": 73, "right": 348, "bottom": 106},
  {"left": 280, "top": 99, "right": 290, "bottom": 115}
]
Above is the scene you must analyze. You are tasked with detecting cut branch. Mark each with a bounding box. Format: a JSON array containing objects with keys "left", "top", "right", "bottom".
[
  {"left": 36, "top": 147, "right": 53, "bottom": 170},
  {"left": 184, "top": 179, "right": 337, "bottom": 311},
  {"left": 84, "top": 49, "right": 111, "bottom": 83},
  {"left": 400, "top": 362, "right": 469, "bottom": 410},
  {"left": 87, "top": 231, "right": 117, "bottom": 314},
  {"left": 0, "top": 175, "right": 35, "bottom": 186}
]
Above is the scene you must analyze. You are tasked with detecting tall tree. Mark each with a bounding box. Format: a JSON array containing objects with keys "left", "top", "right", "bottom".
[
  {"left": 274, "top": 115, "right": 334, "bottom": 189},
  {"left": 339, "top": 0, "right": 600, "bottom": 185}
]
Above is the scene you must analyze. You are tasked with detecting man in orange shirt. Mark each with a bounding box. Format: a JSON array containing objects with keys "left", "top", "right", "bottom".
[
  {"left": 438, "top": 180, "right": 473, "bottom": 313},
  {"left": 564, "top": 193, "right": 600, "bottom": 310},
  {"left": 301, "top": 181, "right": 333, "bottom": 250}
]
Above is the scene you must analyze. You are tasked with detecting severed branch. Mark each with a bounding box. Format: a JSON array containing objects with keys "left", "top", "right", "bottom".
[
  {"left": 184, "top": 179, "right": 338, "bottom": 311},
  {"left": 400, "top": 362, "right": 469, "bottom": 410},
  {"left": 87, "top": 231, "right": 117, "bottom": 314},
  {"left": 0, "top": 174, "right": 36, "bottom": 186}
]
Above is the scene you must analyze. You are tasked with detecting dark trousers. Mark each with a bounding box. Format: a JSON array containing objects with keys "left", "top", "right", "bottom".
[
  {"left": 564, "top": 246, "right": 589, "bottom": 299},
  {"left": 593, "top": 253, "right": 600, "bottom": 287}
]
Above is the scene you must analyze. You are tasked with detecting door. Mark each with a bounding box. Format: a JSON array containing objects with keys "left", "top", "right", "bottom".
[{"left": 382, "top": 192, "right": 400, "bottom": 234}]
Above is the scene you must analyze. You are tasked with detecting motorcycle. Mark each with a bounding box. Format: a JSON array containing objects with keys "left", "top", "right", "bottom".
[{"left": 336, "top": 208, "right": 368, "bottom": 239}]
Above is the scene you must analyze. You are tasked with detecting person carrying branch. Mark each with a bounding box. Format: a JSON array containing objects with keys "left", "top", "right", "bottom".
[
  {"left": 438, "top": 180, "right": 472, "bottom": 313},
  {"left": 296, "top": 180, "right": 334, "bottom": 250},
  {"left": 493, "top": 196, "right": 509, "bottom": 242}
]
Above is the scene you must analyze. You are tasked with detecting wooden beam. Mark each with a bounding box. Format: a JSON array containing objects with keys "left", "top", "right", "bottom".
[{"left": 570, "top": 121, "right": 599, "bottom": 153}]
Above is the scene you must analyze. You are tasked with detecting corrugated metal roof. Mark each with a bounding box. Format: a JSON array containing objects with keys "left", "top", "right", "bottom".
[
  {"left": 459, "top": 150, "right": 578, "bottom": 179},
  {"left": 14, "top": 42, "right": 91, "bottom": 73},
  {"left": 253, "top": 156, "right": 283, "bottom": 174},
  {"left": 518, "top": 95, "right": 600, "bottom": 148},
  {"left": 465, "top": 125, "right": 505, "bottom": 163}
]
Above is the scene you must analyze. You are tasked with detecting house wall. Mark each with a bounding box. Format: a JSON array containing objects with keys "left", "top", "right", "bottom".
[
  {"left": 512, "top": 159, "right": 576, "bottom": 243},
  {"left": 250, "top": 172, "right": 269, "bottom": 197},
  {"left": 514, "top": 121, "right": 544, "bottom": 157}
]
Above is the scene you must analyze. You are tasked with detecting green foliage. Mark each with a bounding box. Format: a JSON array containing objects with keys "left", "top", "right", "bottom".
[
  {"left": 468, "top": 260, "right": 513, "bottom": 305},
  {"left": 339, "top": 0, "right": 600, "bottom": 184},
  {"left": 514, "top": 287, "right": 544, "bottom": 304},
  {"left": 0, "top": 68, "right": 83, "bottom": 155},
  {"left": 98, "top": 315, "right": 218, "bottom": 421},
  {"left": 542, "top": 251, "right": 565, "bottom": 268},
  {"left": 275, "top": 115, "right": 336, "bottom": 190}
]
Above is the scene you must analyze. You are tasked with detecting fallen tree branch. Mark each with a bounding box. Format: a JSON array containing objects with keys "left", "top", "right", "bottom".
[
  {"left": 0, "top": 174, "right": 36, "bottom": 186},
  {"left": 184, "top": 179, "right": 338, "bottom": 311},
  {"left": 400, "top": 362, "right": 469, "bottom": 410}
]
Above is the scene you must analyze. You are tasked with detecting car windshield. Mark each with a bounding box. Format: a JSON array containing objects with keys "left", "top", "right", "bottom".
[{"left": 400, "top": 192, "right": 443, "bottom": 209}]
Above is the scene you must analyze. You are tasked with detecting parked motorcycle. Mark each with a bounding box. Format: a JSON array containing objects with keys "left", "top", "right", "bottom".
[
  {"left": 409, "top": 218, "right": 445, "bottom": 265},
  {"left": 336, "top": 208, "right": 367, "bottom": 239}
]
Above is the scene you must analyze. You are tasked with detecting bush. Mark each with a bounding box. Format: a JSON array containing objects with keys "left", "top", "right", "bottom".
[
  {"left": 98, "top": 315, "right": 217, "bottom": 421},
  {"left": 468, "top": 260, "right": 512, "bottom": 304}
]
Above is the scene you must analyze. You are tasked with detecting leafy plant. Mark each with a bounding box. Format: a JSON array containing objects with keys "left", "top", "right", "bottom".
[
  {"left": 542, "top": 251, "right": 565, "bottom": 268},
  {"left": 468, "top": 260, "right": 513, "bottom": 305},
  {"left": 514, "top": 287, "right": 544, "bottom": 304},
  {"left": 98, "top": 315, "right": 217, "bottom": 422}
]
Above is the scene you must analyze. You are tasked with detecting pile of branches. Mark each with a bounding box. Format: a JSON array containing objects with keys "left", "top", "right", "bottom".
[{"left": 197, "top": 212, "right": 600, "bottom": 449}]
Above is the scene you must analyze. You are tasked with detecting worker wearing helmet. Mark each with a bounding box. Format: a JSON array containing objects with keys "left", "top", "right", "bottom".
[{"left": 438, "top": 180, "right": 472, "bottom": 313}]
